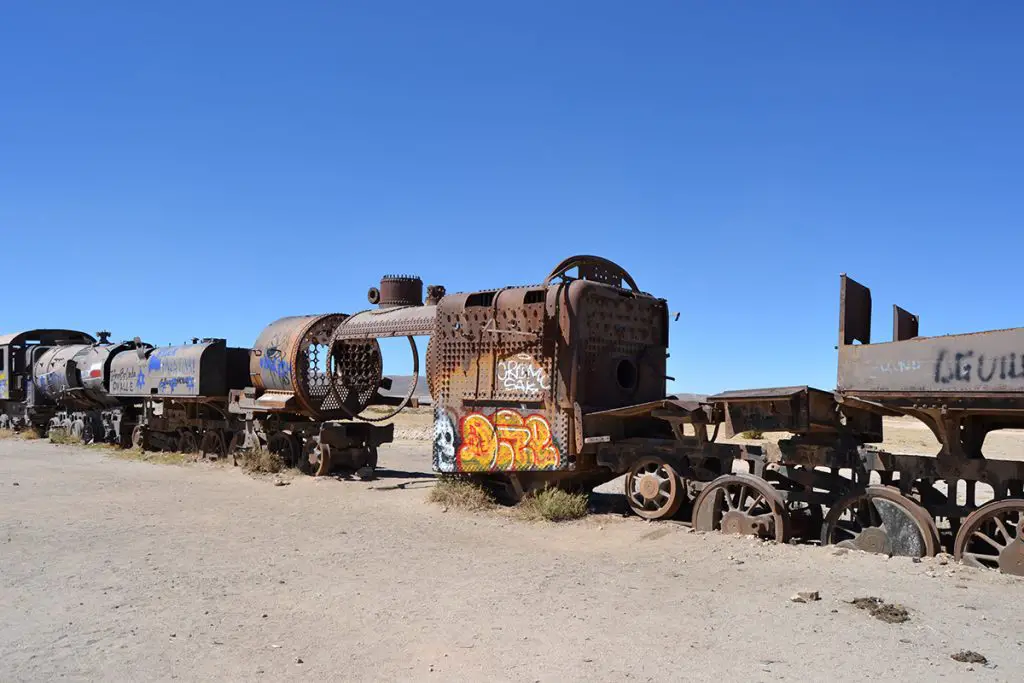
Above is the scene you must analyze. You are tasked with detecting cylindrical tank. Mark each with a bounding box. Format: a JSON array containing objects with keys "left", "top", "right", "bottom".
[
  {"left": 33, "top": 341, "right": 139, "bottom": 409},
  {"left": 250, "top": 313, "right": 380, "bottom": 419},
  {"left": 33, "top": 344, "right": 91, "bottom": 404},
  {"left": 108, "top": 339, "right": 250, "bottom": 398}
]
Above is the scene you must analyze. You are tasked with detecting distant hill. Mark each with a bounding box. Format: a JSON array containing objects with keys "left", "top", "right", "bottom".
[{"left": 382, "top": 375, "right": 431, "bottom": 403}]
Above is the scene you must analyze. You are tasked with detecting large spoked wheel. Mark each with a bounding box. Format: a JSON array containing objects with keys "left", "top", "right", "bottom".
[
  {"left": 624, "top": 457, "right": 686, "bottom": 520},
  {"left": 953, "top": 498, "right": 1024, "bottom": 575},
  {"left": 200, "top": 430, "right": 227, "bottom": 460},
  {"left": 822, "top": 486, "right": 939, "bottom": 558},
  {"left": 692, "top": 474, "right": 791, "bottom": 542},
  {"left": 268, "top": 432, "right": 301, "bottom": 469}
]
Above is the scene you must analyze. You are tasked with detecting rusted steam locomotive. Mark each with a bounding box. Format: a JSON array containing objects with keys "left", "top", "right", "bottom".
[{"left": 0, "top": 274, "right": 439, "bottom": 476}]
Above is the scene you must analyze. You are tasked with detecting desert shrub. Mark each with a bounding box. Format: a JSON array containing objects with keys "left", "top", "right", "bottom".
[
  {"left": 515, "top": 487, "right": 590, "bottom": 522},
  {"left": 238, "top": 447, "right": 283, "bottom": 474},
  {"left": 427, "top": 477, "right": 496, "bottom": 511}
]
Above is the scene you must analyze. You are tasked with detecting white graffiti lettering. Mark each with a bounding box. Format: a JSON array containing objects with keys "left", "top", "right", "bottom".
[{"left": 496, "top": 354, "right": 550, "bottom": 394}]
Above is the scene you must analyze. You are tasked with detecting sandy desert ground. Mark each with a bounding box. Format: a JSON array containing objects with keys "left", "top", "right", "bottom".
[{"left": 2, "top": 425, "right": 1024, "bottom": 682}]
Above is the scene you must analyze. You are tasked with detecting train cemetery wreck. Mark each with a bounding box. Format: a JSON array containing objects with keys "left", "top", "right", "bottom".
[{"left": 1, "top": 255, "right": 1022, "bottom": 575}]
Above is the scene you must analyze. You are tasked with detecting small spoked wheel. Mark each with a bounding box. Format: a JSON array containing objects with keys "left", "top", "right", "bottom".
[
  {"left": 227, "top": 432, "right": 247, "bottom": 466},
  {"left": 177, "top": 429, "right": 199, "bottom": 454},
  {"left": 692, "top": 474, "right": 791, "bottom": 542},
  {"left": 953, "top": 499, "right": 1024, "bottom": 575},
  {"left": 268, "top": 432, "right": 301, "bottom": 469},
  {"left": 131, "top": 425, "right": 149, "bottom": 451},
  {"left": 200, "top": 430, "right": 227, "bottom": 460},
  {"left": 822, "top": 486, "right": 939, "bottom": 558},
  {"left": 624, "top": 457, "right": 685, "bottom": 520}
]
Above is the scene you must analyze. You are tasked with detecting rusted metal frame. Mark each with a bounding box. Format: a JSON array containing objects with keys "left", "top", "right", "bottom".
[
  {"left": 486, "top": 287, "right": 510, "bottom": 403},
  {"left": 594, "top": 436, "right": 743, "bottom": 477}
]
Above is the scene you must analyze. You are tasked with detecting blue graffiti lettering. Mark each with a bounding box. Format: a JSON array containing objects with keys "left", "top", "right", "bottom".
[
  {"left": 158, "top": 376, "right": 196, "bottom": 393},
  {"left": 260, "top": 354, "right": 291, "bottom": 380},
  {"left": 136, "top": 370, "right": 146, "bottom": 389},
  {"left": 148, "top": 347, "right": 180, "bottom": 371}
]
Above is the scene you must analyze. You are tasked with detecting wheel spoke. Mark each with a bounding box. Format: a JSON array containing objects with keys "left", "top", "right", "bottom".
[
  {"left": 993, "top": 516, "right": 1012, "bottom": 543},
  {"left": 833, "top": 523, "right": 859, "bottom": 539},
  {"left": 745, "top": 493, "right": 766, "bottom": 514},
  {"left": 972, "top": 530, "right": 1006, "bottom": 551}
]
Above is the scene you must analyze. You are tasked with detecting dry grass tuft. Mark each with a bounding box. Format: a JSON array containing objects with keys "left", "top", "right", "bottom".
[
  {"left": 49, "top": 430, "right": 82, "bottom": 445},
  {"left": 238, "top": 447, "right": 284, "bottom": 474},
  {"left": 427, "top": 477, "right": 496, "bottom": 511},
  {"left": 85, "top": 442, "right": 123, "bottom": 452},
  {"left": 0, "top": 428, "right": 17, "bottom": 439},
  {"left": 21, "top": 428, "right": 42, "bottom": 440},
  {"left": 515, "top": 487, "right": 590, "bottom": 522},
  {"left": 739, "top": 430, "right": 765, "bottom": 440},
  {"left": 111, "top": 448, "right": 192, "bottom": 466}
]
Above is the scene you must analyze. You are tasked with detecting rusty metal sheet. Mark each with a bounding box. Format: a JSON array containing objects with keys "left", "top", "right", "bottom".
[
  {"left": 585, "top": 398, "right": 702, "bottom": 419},
  {"left": 839, "top": 275, "right": 872, "bottom": 346},
  {"left": 331, "top": 304, "right": 437, "bottom": 340},
  {"left": 893, "top": 305, "right": 919, "bottom": 342},
  {"left": 838, "top": 327, "right": 1024, "bottom": 394},
  {"left": 254, "top": 390, "right": 297, "bottom": 411},
  {"left": 709, "top": 386, "right": 811, "bottom": 401}
]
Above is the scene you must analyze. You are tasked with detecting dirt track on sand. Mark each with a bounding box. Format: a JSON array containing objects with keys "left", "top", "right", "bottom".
[{"left": 2, "top": 437, "right": 1023, "bottom": 682}]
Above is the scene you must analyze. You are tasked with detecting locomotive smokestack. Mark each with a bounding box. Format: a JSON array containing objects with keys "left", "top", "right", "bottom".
[{"left": 368, "top": 275, "right": 424, "bottom": 308}]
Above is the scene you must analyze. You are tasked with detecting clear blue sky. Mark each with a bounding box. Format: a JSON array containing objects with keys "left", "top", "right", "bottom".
[{"left": 2, "top": 2, "right": 1022, "bottom": 393}]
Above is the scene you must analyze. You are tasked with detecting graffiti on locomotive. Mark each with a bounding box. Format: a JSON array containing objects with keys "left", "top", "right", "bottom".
[
  {"left": 433, "top": 406, "right": 562, "bottom": 473},
  {"left": 495, "top": 353, "right": 550, "bottom": 395}
]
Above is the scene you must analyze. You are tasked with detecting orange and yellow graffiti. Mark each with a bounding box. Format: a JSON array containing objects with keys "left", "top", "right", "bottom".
[{"left": 456, "top": 410, "right": 561, "bottom": 471}]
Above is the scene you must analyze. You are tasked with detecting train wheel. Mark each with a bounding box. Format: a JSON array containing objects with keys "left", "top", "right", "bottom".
[
  {"left": 298, "top": 439, "right": 330, "bottom": 476},
  {"left": 200, "top": 430, "right": 227, "bottom": 460},
  {"left": 268, "top": 432, "right": 301, "bottom": 469},
  {"left": 953, "top": 499, "right": 1024, "bottom": 575},
  {"left": 692, "top": 474, "right": 791, "bottom": 542},
  {"left": 624, "top": 457, "right": 685, "bottom": 520},
  {"left": 227, "top": 432, "right": 247, "bottom": 466},
  {"left": 131, "top": 425, "right": 149, "bottom": 451},
  {"left": 70, "top": 420, "right": 85, "bottom": 441},
  {"left": 177, "top": 429, "right": 199, "bottom": 454},
  {"left": 821, "top": 486, "right": 938, "bottom": 558}
]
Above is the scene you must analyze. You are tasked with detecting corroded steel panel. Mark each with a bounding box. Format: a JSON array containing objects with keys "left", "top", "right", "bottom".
[
  {"left": 838, "top": 327, "right": 1024, "bottom": 394},
  {"left": 331, "top": 305, "right": 437, "bottom": 340}
]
